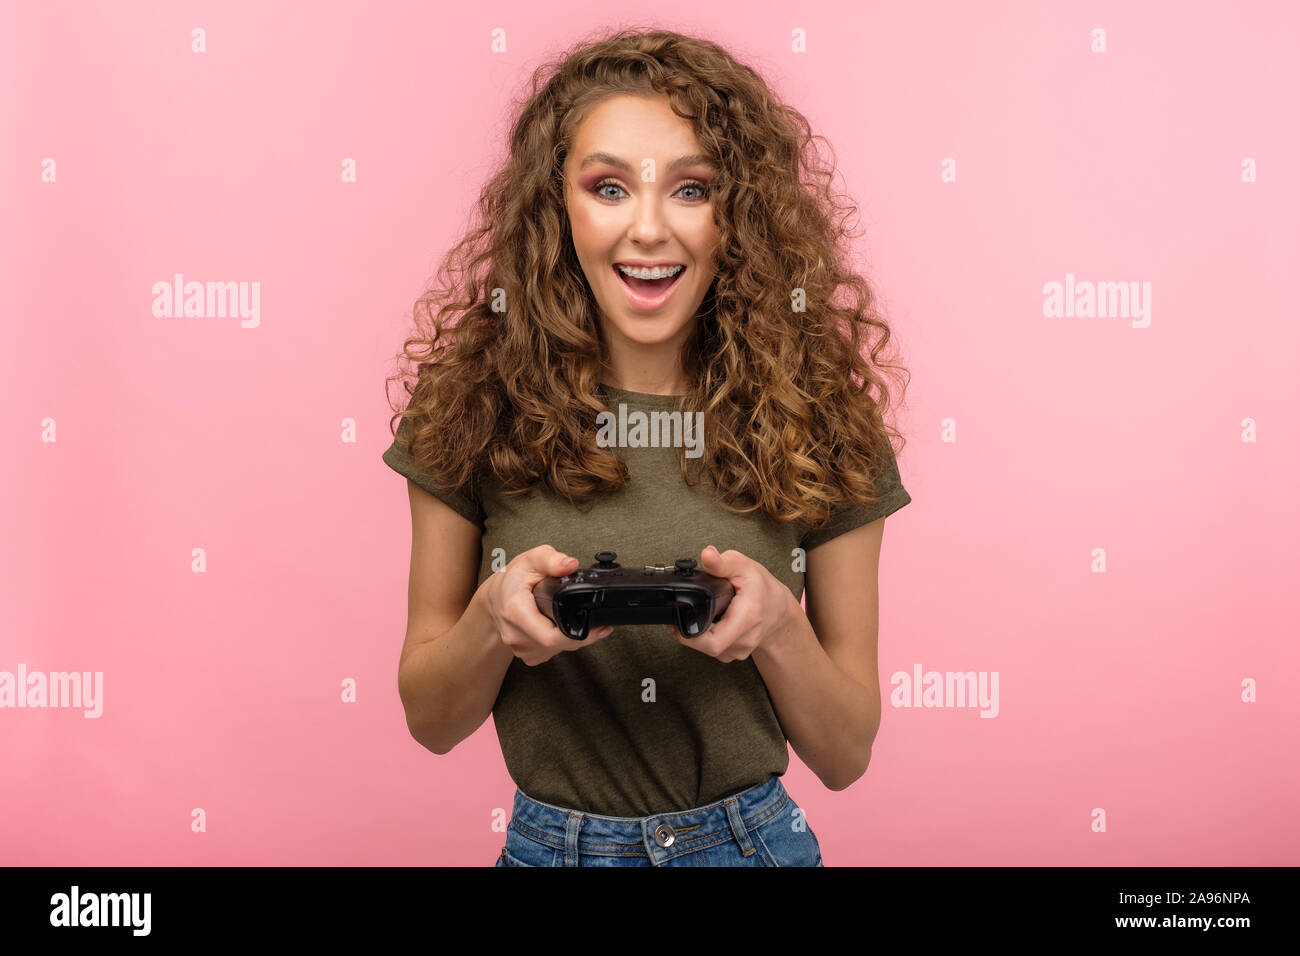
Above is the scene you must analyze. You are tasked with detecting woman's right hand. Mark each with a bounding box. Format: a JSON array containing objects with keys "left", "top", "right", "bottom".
[{"left": 480, "top": 545, "right": 616, "bottom": 666}]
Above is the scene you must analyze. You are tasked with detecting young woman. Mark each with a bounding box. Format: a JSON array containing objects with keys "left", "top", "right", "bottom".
[{"left": 383, "top": 29, "right": 912, "bottom": 867}]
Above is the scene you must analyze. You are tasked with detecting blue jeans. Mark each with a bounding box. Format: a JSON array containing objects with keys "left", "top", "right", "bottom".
[{"left": 495, "top": 774, "right": 825, "bottom": 867}]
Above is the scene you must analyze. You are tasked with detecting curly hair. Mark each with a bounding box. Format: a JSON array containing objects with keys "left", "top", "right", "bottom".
[{"left": 385, "top": 27, "right": 910, "bottom": 530}]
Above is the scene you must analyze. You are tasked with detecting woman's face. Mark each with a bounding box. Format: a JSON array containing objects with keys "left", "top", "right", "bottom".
[{"left": 563, "top": 94, "right": 722, "bottom": 377}]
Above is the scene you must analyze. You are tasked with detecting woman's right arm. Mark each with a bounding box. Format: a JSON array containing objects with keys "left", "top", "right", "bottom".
[
  {"left": 395, "top": 479, "right": 614, "bottom": 754},
  {"left": 396, "top": 479, "right": 508, "bottom": 754}
]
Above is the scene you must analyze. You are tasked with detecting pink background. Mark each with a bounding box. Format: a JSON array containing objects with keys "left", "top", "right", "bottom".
[{"left": 3, "top": 1, "right": 1297, "bottom": 866}]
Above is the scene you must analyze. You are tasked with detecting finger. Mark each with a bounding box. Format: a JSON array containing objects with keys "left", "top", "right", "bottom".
[
  {"left": 725, "top": 634, "right": 759, "bottom": 662},
  {"left": 549, "top": 551, "right": 581, "bottom": 575},
  {"left": 507, "top": 589, "right": 578, "bottom": 651},
  {"left": 696, "top": 598, "right": 743, "bottom": 647},
  {"left": 567, "top": 624, "right": 615, "bottom": 648},
  {"left": 522, "top": 545, "right": 580, "bottom": 581},
  {"left": 511, "top": 620, "right": 601, "bottom": 665},
  {"left": 513, "top": 589, "right": 620, "bottom": 651},
  {"left": 699, "top": 544, "right": 747, "bottom": 583},
  {"left": 680, "top": 628, "right": 728, "bottom": 659},
  {"left": 508, "top": 548, "right": 578, "bottom": 619}
]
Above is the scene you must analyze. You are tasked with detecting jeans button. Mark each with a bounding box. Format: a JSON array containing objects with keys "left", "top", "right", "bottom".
[{"left": 653, "top": 823, "right": 676, "bottom": 847}]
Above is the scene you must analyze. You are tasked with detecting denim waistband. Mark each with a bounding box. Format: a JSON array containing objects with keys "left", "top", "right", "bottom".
[{"left": 507, "top": 774, "right": 792, "bottom": 866}]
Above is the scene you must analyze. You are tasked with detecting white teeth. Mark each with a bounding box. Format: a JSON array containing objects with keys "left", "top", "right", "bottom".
[{"left": 617, "top": 264, "right": 684, "bottom": 280}]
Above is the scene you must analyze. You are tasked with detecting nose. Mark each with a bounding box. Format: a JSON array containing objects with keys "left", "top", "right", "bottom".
[{"left": 626, "top": 192, "right": 672, "bottom": 245}]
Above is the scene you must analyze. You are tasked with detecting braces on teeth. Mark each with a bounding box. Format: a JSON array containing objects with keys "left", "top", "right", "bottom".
[{"left": 617, "top": 265, "right": 684, "bottom": 280}]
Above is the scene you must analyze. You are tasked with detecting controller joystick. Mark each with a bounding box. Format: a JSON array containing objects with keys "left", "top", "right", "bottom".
[{"left": 535, "top": 551, "right": 734, "bottom": 641}]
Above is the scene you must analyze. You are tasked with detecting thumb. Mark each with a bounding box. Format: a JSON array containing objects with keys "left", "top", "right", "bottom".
[
  {"left": 550, "top": 551, "right": 580, "bottom": 575},
  {"left": 699, "top": 544, "right": 731, "bottom": 576},
  {"left": 523, "top": 547, "right": 578, "bottom": 586}
]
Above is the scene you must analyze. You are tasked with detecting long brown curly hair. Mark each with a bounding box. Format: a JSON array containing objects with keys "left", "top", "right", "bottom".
[{"left": 385, "top": 27, "right": 910, "bottom": 530}]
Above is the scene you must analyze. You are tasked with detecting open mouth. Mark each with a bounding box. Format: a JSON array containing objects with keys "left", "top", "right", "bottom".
[{"left": 613, "top": 264, "right": 686, "bottom": 295}]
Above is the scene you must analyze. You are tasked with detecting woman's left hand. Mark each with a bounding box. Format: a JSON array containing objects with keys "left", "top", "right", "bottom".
[{"left": 665, "top": 545, "right": 798, "bottom": 662}]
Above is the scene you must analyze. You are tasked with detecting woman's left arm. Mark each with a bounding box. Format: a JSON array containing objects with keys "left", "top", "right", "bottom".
[{"left": 679, "top": 522, "right": 887, "bottom": 791}]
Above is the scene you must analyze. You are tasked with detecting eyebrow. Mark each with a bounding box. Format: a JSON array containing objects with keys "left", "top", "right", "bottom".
[{"left": 576, "top": 152, "right": 718, "bottom": 174}]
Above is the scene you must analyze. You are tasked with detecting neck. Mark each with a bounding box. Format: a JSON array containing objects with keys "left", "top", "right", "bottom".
[
  {"left": 599, "top": 321, "right": 695, "bottom": 396},
  {"left": 600, "top": 362, "right": 689, "bottom": 397}
]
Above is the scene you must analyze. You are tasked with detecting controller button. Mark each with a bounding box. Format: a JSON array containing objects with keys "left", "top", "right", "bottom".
[{"left": 674, "top": 558, "right": 697, "bottom": 576}]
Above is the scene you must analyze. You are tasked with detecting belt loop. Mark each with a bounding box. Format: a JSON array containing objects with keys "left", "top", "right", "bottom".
[
  {"left": 565, "top": 811, "right": 583, "bottom": 867},
  {"left": 724, "top": 798, "right": 757, "bottom": 858}
]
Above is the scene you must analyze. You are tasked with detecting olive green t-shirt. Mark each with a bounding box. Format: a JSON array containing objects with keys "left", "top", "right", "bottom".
[{"left": 382, "top": 383, "right": 912, "bottom": 816}]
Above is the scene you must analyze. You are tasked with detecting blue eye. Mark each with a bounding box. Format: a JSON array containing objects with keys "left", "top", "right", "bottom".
[{"left": 592, "top": 180, "right": 711, "bottom": 202}]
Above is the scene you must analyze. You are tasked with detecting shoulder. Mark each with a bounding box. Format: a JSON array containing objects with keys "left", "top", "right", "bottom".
[
  {"left": 798, "top": 442, "right": 911, "bottom": 553},
  {"left": 382, "top": 416, "right": 487, "bottom": 530}
]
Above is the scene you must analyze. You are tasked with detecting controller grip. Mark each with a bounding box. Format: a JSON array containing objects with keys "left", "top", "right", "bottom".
[
  {"left": 673, "top": 581, "right": 735, "bottom": 637},
  {"left": 557, "top": 606, "right": 590, "bottom": 640},
  {"left": 534, "top": 581, "right": 590, "bottom": 640}
]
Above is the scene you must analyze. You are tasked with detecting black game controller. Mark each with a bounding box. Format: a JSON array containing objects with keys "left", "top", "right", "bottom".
[{"left": 534, "top": 551, "right": 735, "bottom": 640}]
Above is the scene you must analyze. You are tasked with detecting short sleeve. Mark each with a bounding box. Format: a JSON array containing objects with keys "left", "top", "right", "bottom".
[
  {"left": 382, "top": 416, "right": 486, "bottom": 530},
  {"left": 799, "top": 443, "right": 912, "bottom": 552}
]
